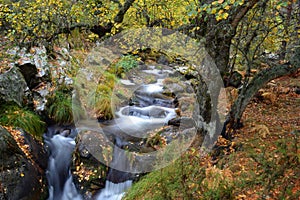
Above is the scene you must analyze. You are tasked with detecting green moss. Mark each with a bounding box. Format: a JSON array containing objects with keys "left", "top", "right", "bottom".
[
  {"left": 0, "top": 104, "right": 46, "bottom": 138},
  {"left": 124, "top": 149, "right": 234, "bottom": 200}
]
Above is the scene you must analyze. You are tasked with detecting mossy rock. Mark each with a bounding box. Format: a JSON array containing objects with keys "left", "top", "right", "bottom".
[{"left": 0, "top": 66, "right": 27, "bottom": 106}]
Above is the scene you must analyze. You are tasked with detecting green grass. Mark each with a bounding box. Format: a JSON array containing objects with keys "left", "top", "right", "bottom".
[
  {"left": 86, "top": 72, "right": 121, "bottom": 120},
  {"left": 124, "top": 148, "right": 234, "bottom": 200},
  {"left": 0, "top": 104, "right": 46, "bottom": 138},
  {"left": 46, "top": 89, "right": 84, "bottom": 124}
]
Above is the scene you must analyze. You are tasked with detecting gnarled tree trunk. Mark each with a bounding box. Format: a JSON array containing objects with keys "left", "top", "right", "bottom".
[{"left": 223, "top": 46, "right": 300, "bottom": 137}]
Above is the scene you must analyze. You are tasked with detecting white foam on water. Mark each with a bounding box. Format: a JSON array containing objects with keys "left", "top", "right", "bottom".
[
  {"left": 145, "top": 84, "right": 163, "bottom": 93},
  {"left": 96, "top": 180, "right": 133, "bottom": 200}
]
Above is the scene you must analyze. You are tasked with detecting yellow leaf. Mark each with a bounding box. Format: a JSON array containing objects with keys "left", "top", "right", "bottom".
[
  {"left": 20, "top": 173, "right": 24, "bottom": 177},
  {"left": 218, "top": 0, "right": 224, "bottom": 3},
  {"left": 211, "top": 8, "right": 217, "bottom": 14},
  {"left": 223, "top": 12, "right": 229, "bottom": 19},
  {"left": 224, "top": 5, "right": 230, "bottom": 10}
]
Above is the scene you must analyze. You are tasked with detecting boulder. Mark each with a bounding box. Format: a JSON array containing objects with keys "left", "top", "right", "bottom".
[
  {"left": 0, "top": 67, "right": 27, "bottom": 106},
  {"left": 72, "top": 129, "right": 112, "bottom": 195},
  {"left": 0, "top": 126, "right": 47, "bottom": 200}
]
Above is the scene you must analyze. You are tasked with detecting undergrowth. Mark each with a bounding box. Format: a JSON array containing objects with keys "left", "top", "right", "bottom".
[
  {"left": 124, "top": 131, "right": 300, "bottom": 200},
  {"left": 110, "top": 55, "right": 138, "bottom": 77},
  {"left": 0, "top": 104, "right": 46, "bottom": 138},
  {"left": 46, "top": 86, "right": 84, "bottom": 124},
  {"left": 124, "top": 148, "right": 234, "bottom": 200}
]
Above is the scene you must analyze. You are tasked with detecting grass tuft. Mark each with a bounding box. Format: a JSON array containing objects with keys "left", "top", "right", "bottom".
[
  {"left": 46, "top": 88, "right": 84, "bottom": 124},
  {"left": 0, "top": 104, "right": 46, "bottom": 138}
]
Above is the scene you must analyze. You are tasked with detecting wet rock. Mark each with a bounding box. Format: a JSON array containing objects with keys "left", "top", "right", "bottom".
[
  {"left": 19, "top": 129, "right": 48, "bottom": 170},
  {"left": 163, "top": 83, "right": 185, "bottom": 94},
  {"left": 157, "top": 55, "right": 170, "bottom": 65},
  {"left": 72, "top": 129, "right": 112, "bottom": 195},
  {"left": 0, "top": 66, "right": 27, "bottom": 106},
  {"left": 168, "top": 117, "right": 196, "bottom": 129},
  {"left": 0, "top": 126, "right": 47, "bottom": 200}
]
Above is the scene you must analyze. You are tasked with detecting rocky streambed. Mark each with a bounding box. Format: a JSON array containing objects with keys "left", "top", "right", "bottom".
[{"left": 0, "top": 46, "right": 199, "bottom": 199}]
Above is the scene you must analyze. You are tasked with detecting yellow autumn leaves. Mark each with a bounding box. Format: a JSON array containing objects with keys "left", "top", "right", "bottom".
[
  {"left": 0, "top": 0, "right": 119, "bottom": 43},
  {"left": 198, "top": 0, "right": 245, "bottom": 21}
]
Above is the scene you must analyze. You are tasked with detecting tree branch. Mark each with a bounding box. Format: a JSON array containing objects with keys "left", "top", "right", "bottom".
[
  {"left": 114, "top": 0, "right": 135, "bottom": 23},
  {"left": 91, "top": 0, "right": 136, "bottom": 37},
  {"left": 230, "top": 0, "right": 261, "bottom": 29}
]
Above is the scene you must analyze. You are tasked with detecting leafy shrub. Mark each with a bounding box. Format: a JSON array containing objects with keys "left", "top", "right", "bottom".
[
  {"left": 110, "top": 55, "right": 138, "bottom": 77},
  {"left": 0, "top": 104, "right": 46, "bottom": 137}
]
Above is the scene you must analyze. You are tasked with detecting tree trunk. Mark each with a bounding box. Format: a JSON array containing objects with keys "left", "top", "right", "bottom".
[{"left": 223, "top": 46, "right": 300, "bottom": 137}]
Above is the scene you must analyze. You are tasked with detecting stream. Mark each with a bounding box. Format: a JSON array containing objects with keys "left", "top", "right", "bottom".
[{"left": 43, "top": 65, "right": 194, "bottom": 200}]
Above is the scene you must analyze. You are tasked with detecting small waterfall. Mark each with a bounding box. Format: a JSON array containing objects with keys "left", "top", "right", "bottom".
[
  {"left": 44, "top": 130, "right": 82, "bottom": 200},
  {"left": 95, "top": 136, "right": 134, "bottom": 200},
  {"left": 96, "top": 180, "right": 132, "bottom": 200}
]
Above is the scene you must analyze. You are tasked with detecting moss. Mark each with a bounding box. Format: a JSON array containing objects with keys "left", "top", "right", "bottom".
[
  {"left": 0, "top": 104, "right": 46, "bottom": 138},
  {"left": 124, "top": 149, "right": 234, "bottom": 200}
]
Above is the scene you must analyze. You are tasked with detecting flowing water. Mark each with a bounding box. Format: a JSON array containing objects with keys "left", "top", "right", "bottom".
[
  {"left": 44, "top": 67, "right": 180, "bottom": 200},
  {"left": 44, "top": 129, "right": 82, "bottom": 200}
]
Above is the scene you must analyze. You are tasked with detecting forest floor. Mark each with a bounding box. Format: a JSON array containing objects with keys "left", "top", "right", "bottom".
[{"left": 214, "top": 69, "right": 300, "bottom": 199}]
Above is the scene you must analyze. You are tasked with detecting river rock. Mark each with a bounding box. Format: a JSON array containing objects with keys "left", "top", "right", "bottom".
[
  {"left": 0, "top": 126, "right": 47, "bottom": 200},
  {"left": 72, "top": 129, "right": 112, "bottom": 195},
  {"left": 157, "top": 55, "right": 170, "bottom": 65},
  {"left": 168, "top": 117, "right": 196, "bottom": 128},
  {"left": 0, "top": 66, "right": 27, "bottom": 106}
]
